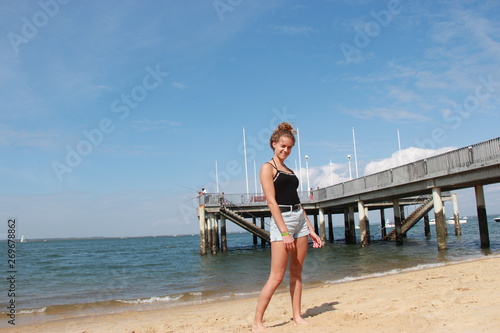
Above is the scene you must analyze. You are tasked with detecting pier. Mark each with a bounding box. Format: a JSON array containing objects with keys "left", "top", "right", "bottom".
[{"left": 198, "top": 137, "right": 500, "bottom": 254}]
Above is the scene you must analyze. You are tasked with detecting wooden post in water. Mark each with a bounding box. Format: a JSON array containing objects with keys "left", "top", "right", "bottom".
[
  {"left": 328, "top": 213, "right": 334, "bottom": 243},
  {"left": 214, "top": 214, "right": 220, "bottom": 253},
  {"left": 206, "top": 212, "right": 212, "bottom": 252},
  {"left": 424, "top": 213, "right": 431, "bottom": 237},
  {"left": 474, "top": 185, "right": 490, "bottom": 248},
  {"left": 313, "top": 213, "right": 319, "bottom": 235},
  {"left": 365, "top": 207, "right": 371, "bottom": 241},
  {"left": 349, "top": 206, "right": 356, "bottom": 244},
  {"left": 220, "top": 214, "right": 227, "bottom": 252},
  {"left": 451, "top": 193, "right": 462, "bottom": 236},
  {"left": 432, "top": 187, "right": 447, "bottom": 250},
  {"left": 358, "top": 200, "right": 369, "bottom": 247},
  {"left": 393, "top": 199, "right": 403, "bottom": 246},
  {"left": 380, "top": 208, "right": 386, "bottom": 239},
  {"left": 260, "top": 217, "right": 266, "bottom": 246},
  {"left": 400, "top": 206, "right": 407, "bottom": 238},
  {"left": 344, "top": 206, "right": 356, "bottom": 244},
  {"left": 442, "top": 204, "right": 448, "bottom": 236},
  {"left": 252, "top": 217, "right": 258, "bottom": 245},
  {"left": 319, "top": 208, "right": 326, "bottom": 245},
  {"left": 210, "top": 213, "right": 219, "bottom": 254}
]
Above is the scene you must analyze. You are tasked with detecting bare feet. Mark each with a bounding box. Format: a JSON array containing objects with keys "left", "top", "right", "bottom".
[
  {"left": 292, "top": 317, "right": 309, "bottom": 326},
  {"left": 252, "top": 322, "right": 266, "bottom": 332}
]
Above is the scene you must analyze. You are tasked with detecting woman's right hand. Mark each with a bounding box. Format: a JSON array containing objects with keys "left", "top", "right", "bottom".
[{"left": 282, "top": 234, "right": 295, "bottom": 251}]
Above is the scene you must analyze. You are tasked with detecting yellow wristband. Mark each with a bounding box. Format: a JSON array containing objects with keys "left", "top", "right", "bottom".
[{"left": 281, "top": 231, "right": 290, "bottom": 236}]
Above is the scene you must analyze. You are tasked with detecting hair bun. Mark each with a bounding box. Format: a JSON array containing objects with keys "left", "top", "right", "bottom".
[{"left": 277, "top": 122, "right": 296, "bottom": 134}]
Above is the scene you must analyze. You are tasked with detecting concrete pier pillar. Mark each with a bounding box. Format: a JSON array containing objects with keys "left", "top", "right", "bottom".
[
  {"left": 198, "top": 205, "right": 206, "bottom": 255},
  {"left": 451, "top": 193, "right": 462, "bottom": 236},
  {"left": 220, "top": 214, "right": 227, "bottom": 252},
  {"left": 319, "top": 208, "right": 326, "bottom": 245},
  {"left": 358, "top": 200, "right": 369, "bottom": 247},
  {"left": 380, "top": 208, "right": 386, "bottom": 239},
  {"left": 432, "top": 187, "right": 447, "bottom": 250},
  {"left": 328, "top": 213, "right": 334, "bottom": 243},
  {"left": 393, "top": 199, "right": 403, "bottom": 245},
  {"left": 474, "top": 185, "right": 490, "bottom": 248}
]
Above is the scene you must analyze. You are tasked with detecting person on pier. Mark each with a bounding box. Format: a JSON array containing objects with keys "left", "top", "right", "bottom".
[{"left": 252, "top": 122, "right": 322, "bottom": 331}]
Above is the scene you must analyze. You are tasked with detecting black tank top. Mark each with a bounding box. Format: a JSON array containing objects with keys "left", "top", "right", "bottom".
[{"left": 269, "top": 159, "right": 300, "bottom": 205}]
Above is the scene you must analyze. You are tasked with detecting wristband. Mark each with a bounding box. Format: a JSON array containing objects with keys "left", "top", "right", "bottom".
[{"left": 281, "top": 231, "right": 290, "bottom": 236}]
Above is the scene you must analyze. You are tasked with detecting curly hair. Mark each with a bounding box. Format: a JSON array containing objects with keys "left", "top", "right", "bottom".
[{"left": 269, "top": 122, "right": 296, "bottom": 150}]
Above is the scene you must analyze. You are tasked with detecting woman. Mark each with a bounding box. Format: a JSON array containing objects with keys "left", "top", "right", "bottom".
[{"left": 252, "top": 122, "right": 322, "bottom": 331}]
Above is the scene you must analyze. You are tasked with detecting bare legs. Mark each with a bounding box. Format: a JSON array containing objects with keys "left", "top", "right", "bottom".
[
  {"left": 252, "top": 236, "right": 309, "bottom": 331},
  {"left": 289, "top": 236, "right": 308, "bottom": 324}
]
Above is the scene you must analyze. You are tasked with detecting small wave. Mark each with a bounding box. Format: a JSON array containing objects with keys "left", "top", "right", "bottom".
[
  {"left": 188, "top": 291, "right": 203, "bottom": 296},
  {"left": 233, "top": 291, "right": 259, "bottom": 297},
  {"left": 16, "top": 307, "right": 48, "bottom": 315},
  {"left": 117, "top": 294, "right": 183, "bottom": 305},
  {"left": 325, "top": 262, "right": 446, "bottom": 284}
]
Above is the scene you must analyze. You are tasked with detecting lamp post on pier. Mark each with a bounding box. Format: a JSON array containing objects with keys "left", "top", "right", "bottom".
[
  {"left": 347, "top": 154, "right": 352, "bottom": 180},
  {"left": 305, "top": 155, "right": 310, "bottom": 193},
  {"left": 329, "top": 160, "right": 334, "bottom": 185}
]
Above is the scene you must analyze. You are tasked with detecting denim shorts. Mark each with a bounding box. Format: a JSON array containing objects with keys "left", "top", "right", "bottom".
[{"left": 270, "top": 208, "right": 309, "bottom": 242}]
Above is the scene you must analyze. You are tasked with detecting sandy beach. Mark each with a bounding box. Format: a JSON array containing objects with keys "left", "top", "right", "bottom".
[{"left": 3, "top": 256, "right": 500, "bottom": 333}]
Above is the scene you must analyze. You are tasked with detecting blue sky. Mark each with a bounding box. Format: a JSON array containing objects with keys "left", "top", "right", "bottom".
[{"left": 1, "top": 0, "right": 499, "bottom": 239}]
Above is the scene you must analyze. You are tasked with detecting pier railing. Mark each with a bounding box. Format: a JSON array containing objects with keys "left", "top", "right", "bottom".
[
  {"left": 200, "top": 191, "right": 314, "bottom": 207},
  {"left": 200, "top": 137, "right": 500, "bottom": 207},
  {"left": 316, "top": 137, "right": 500, "bottom": 202}
]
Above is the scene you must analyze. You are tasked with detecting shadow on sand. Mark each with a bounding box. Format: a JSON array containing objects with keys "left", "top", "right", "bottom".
[{"left": 269, "top": 301, "right": 339, "bottom": 328}]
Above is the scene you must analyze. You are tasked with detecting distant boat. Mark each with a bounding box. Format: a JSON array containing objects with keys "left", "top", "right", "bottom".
[
  {"left": 446, "top": 218, "right": 467, "bottom": 224},
  {"left": 20, "top": 235, "right": 25, "bottom": 242},
  {"left": 384, "top": 219, "right": 395, "bottom": 228},
  {"left": 429, "top": 218, "right": 467, "bottom": 225},
  {"left": 494, "top": 217, "right": 500, "bottom": 222}
]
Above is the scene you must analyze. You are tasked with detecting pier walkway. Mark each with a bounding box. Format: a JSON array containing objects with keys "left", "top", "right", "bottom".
[{"left": 198, "top": 137, "right": 500, "bottom": 254}]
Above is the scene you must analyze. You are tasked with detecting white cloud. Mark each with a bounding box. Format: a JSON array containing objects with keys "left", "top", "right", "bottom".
[
  {"left": 298, "top": 162, "right": 348, "bottom": 189},
  {"left": 172, "top": 82, "right": 188, "bottom": 90},
  {"left": 364, "top": 146, "right": 455, "bottom": 175}
]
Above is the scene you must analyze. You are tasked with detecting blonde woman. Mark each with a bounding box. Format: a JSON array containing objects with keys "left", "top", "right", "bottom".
[{"left": 253, "top": 122, "right": 322, "bottom": 331}]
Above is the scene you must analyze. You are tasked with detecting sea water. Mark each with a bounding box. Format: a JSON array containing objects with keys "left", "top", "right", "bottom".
[{"left": 1, "top": 216, "right": 499, "bottom": 327}]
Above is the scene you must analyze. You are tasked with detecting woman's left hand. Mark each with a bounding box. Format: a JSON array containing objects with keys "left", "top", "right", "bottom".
[{"left": 310, "top": 232, "right": 322, "bottom": 248}]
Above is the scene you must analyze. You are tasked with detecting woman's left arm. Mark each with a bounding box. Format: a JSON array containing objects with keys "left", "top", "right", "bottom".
[{"left": 303, "top": 210, "right": 323, "bottom": 248}]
